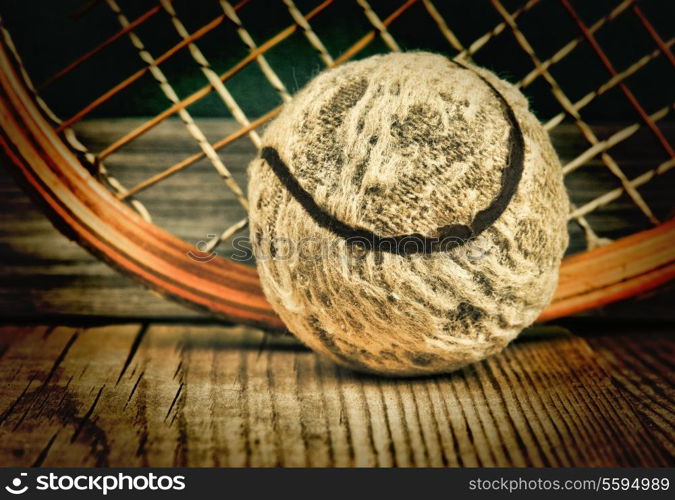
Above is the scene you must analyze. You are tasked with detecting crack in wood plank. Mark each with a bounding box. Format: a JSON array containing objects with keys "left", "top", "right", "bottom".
[{"left": 116, "top": 323, "right": 148, "bottom": 385}]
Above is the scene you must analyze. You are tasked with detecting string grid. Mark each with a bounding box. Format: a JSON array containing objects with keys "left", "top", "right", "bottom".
[{"left": 26, "top": 0, "right": 675, "bottom": 253}]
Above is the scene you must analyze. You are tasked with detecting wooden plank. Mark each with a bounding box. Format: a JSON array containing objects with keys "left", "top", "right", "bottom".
[
  {"left": 0, "top": 170, "right": 203, "bottom": 320},
  {"left": 0, "top": 323, "right": 670, "bottom": 467},
  {"left": 585, "top": 326, "right": 675, "bottom": 460}
]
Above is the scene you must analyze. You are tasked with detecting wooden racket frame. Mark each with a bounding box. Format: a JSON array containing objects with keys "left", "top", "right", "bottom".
[{"left": 0, "top": 38, "right": 673, "bottom": 329}]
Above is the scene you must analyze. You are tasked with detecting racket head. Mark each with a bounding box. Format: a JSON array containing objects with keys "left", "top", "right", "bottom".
[{"left": 0, "top": 0, "right": 673, "bottom": 326}]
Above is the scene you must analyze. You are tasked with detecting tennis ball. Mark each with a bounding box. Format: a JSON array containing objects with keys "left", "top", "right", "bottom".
[{"left": 248, "top": 52, "right": 568, "bottom": 376}]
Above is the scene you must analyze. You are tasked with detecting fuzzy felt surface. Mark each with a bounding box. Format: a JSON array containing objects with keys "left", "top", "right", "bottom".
[{"left": 248, "top": 52, "right": 569, "bottom": 375}]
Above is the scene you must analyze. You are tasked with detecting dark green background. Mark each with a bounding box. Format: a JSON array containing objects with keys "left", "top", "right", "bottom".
[{"left": 2, "top": 0, "right": 673, "bottom": 122}]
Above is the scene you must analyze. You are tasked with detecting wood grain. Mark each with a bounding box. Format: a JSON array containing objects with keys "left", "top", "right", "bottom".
[
  {"left": 585, "top": 326, "right": 675, "bottom": 460},
  {"left": 0, "top": 323, "right": 671, "bottom": 467},
  {"left": 1, "top": 118, "right": 672, "bottom": 466}
]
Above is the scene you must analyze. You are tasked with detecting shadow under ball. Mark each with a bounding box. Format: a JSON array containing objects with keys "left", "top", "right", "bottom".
[{"left": 248, "top": 52, "right": 569, "bottom": 376}]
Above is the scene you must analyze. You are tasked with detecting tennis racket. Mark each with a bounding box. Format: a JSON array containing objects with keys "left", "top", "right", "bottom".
[{"left": 0, "top": 0, "right": 673, "bottom": 330}]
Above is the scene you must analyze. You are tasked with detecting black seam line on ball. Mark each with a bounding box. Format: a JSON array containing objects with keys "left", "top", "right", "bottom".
[{"left": 260, "top": 66, "right": 525, "bottom": 256}]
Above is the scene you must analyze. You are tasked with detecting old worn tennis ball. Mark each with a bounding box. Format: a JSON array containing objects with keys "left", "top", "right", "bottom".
[{"left": 248, "top": 52, "right": 569, "bottom": 376}]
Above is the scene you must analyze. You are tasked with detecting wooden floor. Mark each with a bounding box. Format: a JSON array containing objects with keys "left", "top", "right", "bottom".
[
  {"left": 0, "top": 321, "right": 672, "bottom": 467},
  {"left": 0, "top": 118, "right": 673, "bottom": 467}
]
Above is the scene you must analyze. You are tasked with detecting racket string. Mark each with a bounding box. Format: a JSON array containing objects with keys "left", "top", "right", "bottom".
[
  {"left": 37, "top": 2, "right": 164, "bottom": 91},
  {"left": 543, "top": 43, "right": 673, "bottom": 131},
  {"left": 54, "top": 0, "right": 252, "bottom": 132},
  {"left": 140, "top": 0, "right": 673, "bottom": 248},
  {"left": 421, "top": 0, "right": 463, "bottom": 54},
  {"left": 517, "top": 0, "right": 633, "bottom": 90},
  {"left": 456, "top": 0, "right": 540, "bottom": 61},
  {"left": 631, "top": 2, "right": 675, "bottom": 67},
  {"left": 95, "top": 0, "right": 334, "bottom": 162},
  {"left": 560, "top": 0, "right": 674, "bottom": 159},
  {"left": 418, "top": 0, "right": 607, "bottom": 248},
  {"left": 492, "top": 0, "right": 661, "bottom": 229},
  {"left": 282, "top": 0, "right": 334, "bottom": 66},
  {"left": 222, "top": 0, "right": 293, "bottom": 102},
  {"left": 112, "top": 0, "right": 416, "bottom": 202},
  {"left": 172, "top": 0, "right": 416, "bottom": 246},
  {"left": 563, "top": 106, "right": 672, "bottom": 176},
  {"left": 571, "top": 157, "right": 675, "bottom": 221},
  {"left": 356, "top": 0, "right": 402, "bottom": 52},
  {"left": 118, "top": 108, "right": 280, "bottom": 201},
  {"left": 159, "top": 0, "right": 264, "bottom": 150},
  {"left": 23, "top": 0, "right": 673, "bottom": 253},
  {"left": 105, "top": 0, "right": 251, "bottom": 210},
  {"left": 0, "top": 15, "right": 154, "bottom": 222}
]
